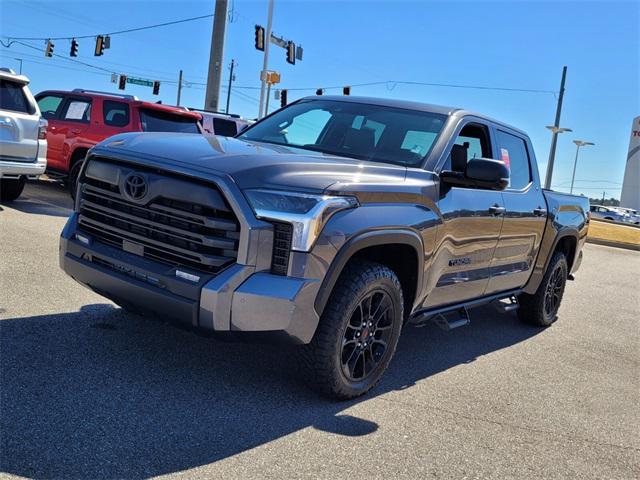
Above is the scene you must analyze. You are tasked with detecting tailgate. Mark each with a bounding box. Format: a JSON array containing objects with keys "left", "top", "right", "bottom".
[{"left": 0, "top": 110, "right": 39, "bottom": 162}]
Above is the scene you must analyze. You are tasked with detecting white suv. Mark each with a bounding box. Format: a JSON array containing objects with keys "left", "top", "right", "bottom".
[{"left": 0, "top": 68, "right": 47, "bottom": 201}]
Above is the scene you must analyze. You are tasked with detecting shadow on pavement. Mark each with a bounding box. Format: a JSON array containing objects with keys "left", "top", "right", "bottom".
[
  {"left": 0, "top": 303, "right": 542, "bottom": 479},
  {"left": 1, "top": 180, "right": 72, "bottom": 217}
]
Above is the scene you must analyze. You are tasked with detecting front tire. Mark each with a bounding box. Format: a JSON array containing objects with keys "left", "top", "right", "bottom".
[
  {"left": 518, "top": 251, "right": 568, "bottom": 326},
  {"left": 302, "top": 261, "right": 404, "bottom": 400},
  {"left": 0, "top": 177, "right": 26, "bottom": 202}
]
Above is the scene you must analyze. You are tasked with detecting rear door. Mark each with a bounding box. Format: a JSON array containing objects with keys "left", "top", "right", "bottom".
[
  {"left": 0, "top": 78, "right": 39, "bottom": 162},
  {"left": 484, "top": 129, "right": 547, "bottom": 294},
  {"left": 44, "top": 95, "right": 92, "bottom": 171}
]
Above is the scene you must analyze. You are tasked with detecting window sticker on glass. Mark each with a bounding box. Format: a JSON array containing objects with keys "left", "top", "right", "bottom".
[
  {"left": 500, "top": 148, "right": 511, "bottom": 169},
  {"left": 66, "top": 101, "right": 89, "bottom": 120}
]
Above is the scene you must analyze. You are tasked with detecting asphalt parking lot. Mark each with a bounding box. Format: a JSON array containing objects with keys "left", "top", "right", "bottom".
[{"left": 1, "top": 181, "right": 639, "bottom": 479}]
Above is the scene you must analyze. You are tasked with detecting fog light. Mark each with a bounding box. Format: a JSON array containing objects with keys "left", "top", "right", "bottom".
[
  {"left": 176, "top": 270, "right": 200, "bottom": 283},
  {"left": 75, "top": 233, "right": 90, "bottom": 245}
]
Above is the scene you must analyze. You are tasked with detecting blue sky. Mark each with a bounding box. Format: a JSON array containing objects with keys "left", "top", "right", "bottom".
[{"left": 1, "top": 0, "right": 637, "bottom": 199}]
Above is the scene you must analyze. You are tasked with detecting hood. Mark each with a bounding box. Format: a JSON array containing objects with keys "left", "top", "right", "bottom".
[{"left": 95, "top": 132, "right": 407, "bottom": 192}]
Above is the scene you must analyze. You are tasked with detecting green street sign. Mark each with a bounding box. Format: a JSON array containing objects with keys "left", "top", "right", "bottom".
[{"left": 126, "top": 77, "right": 153, "bottom": 87}]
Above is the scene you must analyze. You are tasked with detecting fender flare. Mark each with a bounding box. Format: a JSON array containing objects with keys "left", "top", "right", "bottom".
[
  {"left": 314, "top": 229, "right": 425, "bottom": 316},
  {"left": 65, "top": 144, "right": 94, "bottom": 170},
  {"left": 524, "top": 228, "right": 580, "bottom": 294}
]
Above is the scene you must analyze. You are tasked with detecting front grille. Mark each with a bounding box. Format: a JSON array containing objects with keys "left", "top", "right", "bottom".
[
  {"left": 271, "top": 222, "right": 293, "bottom": 275},
  {"left": 77, "top": 166, "right": 240, "bottom": 273}
]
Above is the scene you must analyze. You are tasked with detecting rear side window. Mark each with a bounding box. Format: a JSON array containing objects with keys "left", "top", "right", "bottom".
[
  {"left": 0, "top": 80, "right": 33, "bottom": 114},
  {"left": 103, "top": 100, "right": 130, "bottom": 127},
  {"left": 37, "top": 95, "right": 64, "bottom": 119},
  {"left": 62, "top": 99, "right": 91, "bottom": 122},
  {"left": 212, "top": 118, "right": 238, "bottom": 136},
  {"left": 496, "top": 130, "right": 532, "bottom": 190},
  {"left": 140, "top": 109, "right": 199, "bottom": 133}
]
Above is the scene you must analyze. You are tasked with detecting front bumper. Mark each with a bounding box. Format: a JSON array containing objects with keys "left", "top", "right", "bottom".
[{"left": 60, "top": 213, "right": 321, "bottom": 344}]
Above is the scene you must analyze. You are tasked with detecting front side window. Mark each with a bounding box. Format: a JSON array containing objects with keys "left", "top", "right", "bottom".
[
  {"left": 140, "top": 109, "right": 199, "bottom": 133},
  {"left": 239, "top": 99, "right": 446, "bottom": 167},
  {"left": 0, "top": 80, "right": 33, "bottom": 114},
  {"left": 37, "top": 95, "right": 64, "bottom": 119},
  {"left": 444, "top": 123, "right": 492, "bottom": 173},
  {"left": 62, "top": 99, "right": 91, "bottom": 122},
  {"left": 103, "top": 100, "right": 130, "bottom": 127},
  {"left": 496, "top": 130, "right": 532, "bottom": 190}
]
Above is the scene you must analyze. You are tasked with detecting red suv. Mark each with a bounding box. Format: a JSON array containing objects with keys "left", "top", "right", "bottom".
[{"left": 35, "top": 89, "right": 202, "bottom": 197}]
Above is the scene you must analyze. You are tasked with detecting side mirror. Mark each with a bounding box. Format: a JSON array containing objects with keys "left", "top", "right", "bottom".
[{"left": 440, "top": 158, "right": 509, "bottom": 190}]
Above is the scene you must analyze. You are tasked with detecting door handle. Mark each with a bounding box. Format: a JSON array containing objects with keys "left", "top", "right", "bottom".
[
  {"left": 533, "top": 206, "right": 547, "bottom": 217},
  {"left": 0, "top": 117, "right": 12, "bottom": 127},
  {"left": 489, "top": 204, "right": 506, "bottom": 216},
  {"left": 70, "top": 129, "right": 81, "bottom": 135}
]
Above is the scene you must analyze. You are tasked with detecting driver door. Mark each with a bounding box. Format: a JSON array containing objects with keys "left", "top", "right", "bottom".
[{"left": 422, "top": 120, "right": 505, "bottom": 308}]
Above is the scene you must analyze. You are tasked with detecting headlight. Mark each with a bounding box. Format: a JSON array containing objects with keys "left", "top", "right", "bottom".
[{"left": 244, "top": 189, "right": 358, "bottom": 252}]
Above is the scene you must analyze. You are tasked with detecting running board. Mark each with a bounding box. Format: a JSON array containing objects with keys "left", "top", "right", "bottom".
[
  {"left": 494, "top": 294, "right": 519, "bottom": 313},
  {"left": 409, "top": 289, "right": 522, "bottom": 330},
  {"left": 412, "top": 307, "right": 470, "bottom": 331}
]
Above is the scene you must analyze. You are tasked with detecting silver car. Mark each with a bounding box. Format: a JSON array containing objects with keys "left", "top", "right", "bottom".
[
  {"left": 589, "top": 205, "right": 628, "bottom": 223},
  {"left": 0, "top": 68, "right": 47, "bottom": 201}
]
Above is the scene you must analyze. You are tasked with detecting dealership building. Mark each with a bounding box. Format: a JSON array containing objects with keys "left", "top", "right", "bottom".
[{"left": 620, "top": 116, "right": 640, "bottom": 210}]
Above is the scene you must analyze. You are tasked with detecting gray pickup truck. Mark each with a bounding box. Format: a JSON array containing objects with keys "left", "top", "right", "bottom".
[{"left": 60, "top": 96, "right": 589, "bottom": 399}]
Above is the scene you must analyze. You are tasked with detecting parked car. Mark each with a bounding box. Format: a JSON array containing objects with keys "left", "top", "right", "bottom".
[
  {"left": 188, "top": 108, "right": 252, "bottom": 137},
  {"left": 610, "top": 206, "right": 640, "bottom": 225},
  {"left": 35, "top": 89, "right": 203, "bottom": 198},
  {"left": 589, "top": 205, "right": 628, "bottom": 223},
  {"left": 0, "top": 68, "right": 47, "bottom": 201},
  {"left": 59, "top": 96, "right": 589, "bottom": 399}
]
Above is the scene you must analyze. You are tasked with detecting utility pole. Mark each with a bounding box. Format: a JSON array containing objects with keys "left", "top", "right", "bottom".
[
  {"left": 225, "top": 59, "right": 235, "bottom": 114},
  {"left": 176, "top": 69, "right": 183, "bottom": 106},
  {"left": 258, "top": 0, "right": 275, "bottom": 119},
  {"left": 602, "top": 191, "right": 606, "bottom": 205},
  {"left": 14, "top": 58, "right": 23, "bottom": 74},
  {"left": 544, "top": 66, "right": 568, "bottom": 189},
  {"left": 204, "top": 0, "right": 228, "bottom": 112}
]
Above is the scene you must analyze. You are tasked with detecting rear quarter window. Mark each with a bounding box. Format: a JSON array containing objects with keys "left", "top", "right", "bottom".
[
  {"left": 139, "top": 109, "right": 199, "bottom": 133},
  {"left": 0, "top": 80, "right": 34, "bottom": 114},
  {"left": 212, "top": 118, "right": 238, "bottom": 136}
]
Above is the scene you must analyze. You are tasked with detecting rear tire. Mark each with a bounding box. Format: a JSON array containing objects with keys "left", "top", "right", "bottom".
[
  {"left": 0, "top": 177, "right": 26, "bottom": 202},
  {"left": 302, "top": 261, "right": 404, "bottom": 400},
  {"left": 68, "top": 160, "right": 83, "bottom": 200},
  {"left": 518, "top": 251, "right": 568, "bottom": 326}
]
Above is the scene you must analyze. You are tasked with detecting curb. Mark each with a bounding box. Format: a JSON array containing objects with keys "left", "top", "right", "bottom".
[{"left": 586, "top": 238, "right": 640, "bottom": 252}]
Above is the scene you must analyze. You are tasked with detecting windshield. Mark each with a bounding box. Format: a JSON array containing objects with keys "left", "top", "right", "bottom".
[
  {"left": 139, "top": 109, "right": 199, "bottom": 133},
  {"left": 239, "top": 99, "right": 446, "bottom": 167}
]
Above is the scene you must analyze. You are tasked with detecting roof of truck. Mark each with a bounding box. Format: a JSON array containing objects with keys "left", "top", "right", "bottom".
[{"left": 299, "top": 95, "right": 528, "bottom": 136}]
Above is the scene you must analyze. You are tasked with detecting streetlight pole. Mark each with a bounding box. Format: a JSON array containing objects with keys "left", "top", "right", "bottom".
[
  {"left": 258, "top": 0, "right": 275, "bottom": 119},
  {"left": 544, "top": 125, "right": 572, "bottom": 189},
  {"left": 570, "top": 140, "right": 595, "bottom": 194},
  {"left": 544, "top": 66, "right": 568, "bottom": 189}
]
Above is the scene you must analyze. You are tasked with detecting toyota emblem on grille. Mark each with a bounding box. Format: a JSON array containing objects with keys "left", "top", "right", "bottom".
[{"left": 124, "top": 173, "right": 148, "bottom": 200}]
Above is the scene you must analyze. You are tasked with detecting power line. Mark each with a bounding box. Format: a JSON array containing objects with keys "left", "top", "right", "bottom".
[{"left": 1, "top": 14, "right": 214, "bottom": 41}]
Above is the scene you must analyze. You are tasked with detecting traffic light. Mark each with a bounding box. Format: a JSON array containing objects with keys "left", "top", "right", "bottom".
[
  {"left": 343, "top": 86, "right": 351, "bottom": 96},
  {"left": 254, "top": 25, "right": 265, "bottom": 51},
  {"left": 118, "top": 75, "right": 127, "bottom": 90},
  {"left": 280, "top": 89, "right": 287, "bottom": 108},
  {"left": 45, "top": 40, "right": 54, "bottom": 57},
  {"left": 94, "top": 35, "right": 105, "bottom": 56},
  {"left": 152, "top": 81, "right": 160, "bottom": 95},
  {"left": 70, "top": 39, "right": 78, "bottom": 57},
  {"left": 315, "top": 88, "right": 323, "bottom": 96},
  {"left": 286, "top": 41, "right": 295, "bottom": 65}
]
